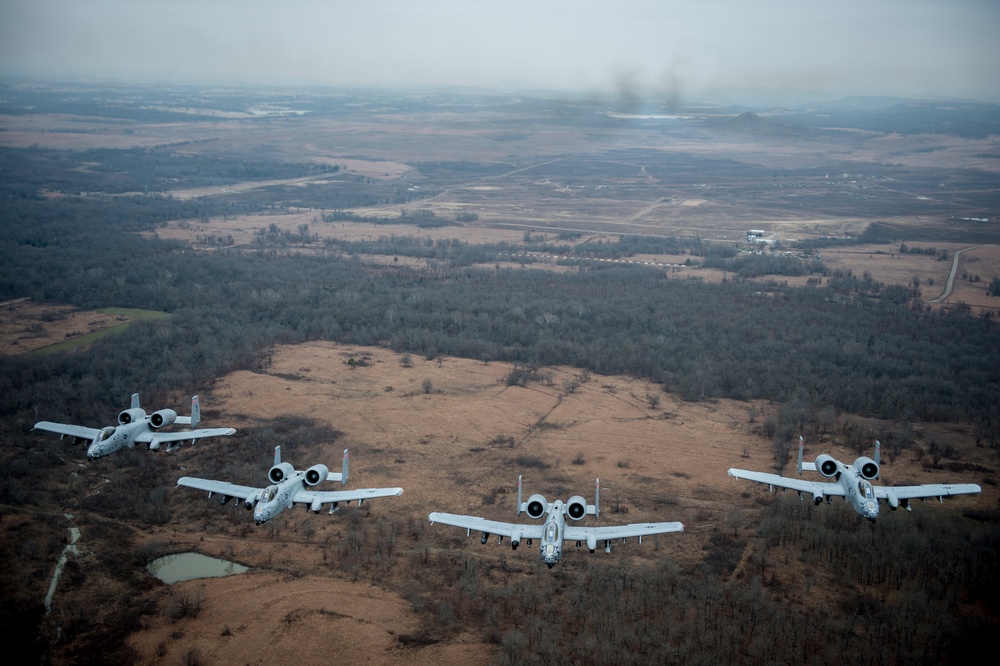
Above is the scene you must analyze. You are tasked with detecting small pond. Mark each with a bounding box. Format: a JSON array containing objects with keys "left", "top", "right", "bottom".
[{"left": 147, "top": 552, "right": 249, "bottom": 584}]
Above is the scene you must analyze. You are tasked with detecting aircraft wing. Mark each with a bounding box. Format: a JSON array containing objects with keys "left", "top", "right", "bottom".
[
  {"left": 427, "top": 512, "right": 546, "bottom": 540},
  {"left": 176, "top": 477, "right": 260, "bottom": 502},
  {"left": 33, "top": 421, "right": 101, "bottom": 441},
  {"left": 728, "top": 468, "right": 846, "bottom": 497},
  {"left": 564, "top": 521, "right": 684, "bottom": 542},
  {"left": 875, "top": 483, "right": 981, "bottom": 501},
  {"left": 294, "top": 487, "right": 404, "bottom": 506},
  {"left": 135, "top": 427, "right": 237, "bottom": 444}
]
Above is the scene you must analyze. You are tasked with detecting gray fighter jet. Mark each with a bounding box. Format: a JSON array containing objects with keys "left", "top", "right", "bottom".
[
  {"left": 728, "top": 438, "right": 981, "bottom": 521},
  {"left": 429, "top": 476, "right": 684, "bottom": 568},
  {"left": 34, "top": 393, "right": 235, "bottom": 459},
  {"left": 177, "top": 447, "right": 403, "bottom": 524}
]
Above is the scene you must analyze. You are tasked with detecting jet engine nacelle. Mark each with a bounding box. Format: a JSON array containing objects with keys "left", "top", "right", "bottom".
[
  {"left": 149, "top": 409, "right": 177, "bottom": 429},
  {"left": 268, "top": 462, "right": 295, "bottom": 484},
  {"left": 304, "top": 464, "right": 329, "bottom": 486},
  {"left": 525, "top": 494, "right": 548, "bottom": 519},
  {"left": 566, "top": 496, "right": 588, "bottom": 521},
  {"left": 815, "top": 454, "right": 839, "bottom": 478},
  {"left": 118, "top": 408, "right": 145, "bottom": 425},
  {"left": 854, "top": 456, "right": 879, "bottom": 480}
]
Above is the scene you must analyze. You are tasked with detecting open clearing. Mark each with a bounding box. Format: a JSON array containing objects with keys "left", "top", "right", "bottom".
[
  {"left": 0, "top": 303, "right": 170, "bottom": 355},
  {"left": 121, "top": 341, "right": 993, "bottom": 664},
  {"left": 0, "top": 301, "right": 137, "bottom": 354},
  {"left": 129, "top": 573, "right": 486, "bottom": 666}
]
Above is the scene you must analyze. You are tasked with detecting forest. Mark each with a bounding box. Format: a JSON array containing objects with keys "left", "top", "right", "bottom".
[
  {"left": 3, "top": 178, "right": 997, "bottom": 429},
  {"left": 1, "top": 87, "right": 999, "bottom": 663}
]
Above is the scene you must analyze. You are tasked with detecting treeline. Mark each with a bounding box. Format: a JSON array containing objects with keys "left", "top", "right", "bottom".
[
  {"left": 312, "top": 497, "right": 998, "bottom": 665},
  {"left": 3, "top": 239, "right": 999, "bottom": 434},
  {"left": 1, "top": 146, "right": 339, "bottom": 195},
  {"left": 1, "top": 146, "right": 426, "bottom": 213},
  {"left": 574, "top": 234, "right": 702, "bottom": 257},
  {"left": 267, "top": 178, "right": 431, "bottom": 210},
  {"left": 312, "top": 232, "right": 705, "bottom": 267},
  {"left": 701, "top": 248, "right": 826, "bottom": 279}
]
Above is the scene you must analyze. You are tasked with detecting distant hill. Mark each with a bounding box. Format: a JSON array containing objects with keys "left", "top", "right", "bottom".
[
  {"left": 727, "top": 111, "right": 766, "bottom": 127},
  {"left": 707, "top": 110, "right": 805, "bottom": 138},
  {"left": 770, "top": 99, "right": 1000, "bottom": 138}
]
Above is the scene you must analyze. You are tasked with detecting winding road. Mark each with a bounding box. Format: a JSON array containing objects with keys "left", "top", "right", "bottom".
[{"left": 929, "top": 246, "right": 979, "bottom": 304}]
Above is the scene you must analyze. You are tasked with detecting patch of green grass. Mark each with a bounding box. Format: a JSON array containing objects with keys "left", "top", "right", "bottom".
[
  {"left": 35, "top": 308, "right": 170, "bottom": 354},
  {"left": 98, "top": 307, "right": 171, "bottom": 321}
]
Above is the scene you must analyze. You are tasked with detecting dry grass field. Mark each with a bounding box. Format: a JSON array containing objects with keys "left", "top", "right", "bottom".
[
  {"left": 114, "top": 341, "right": 992, "bottom": 664},
  {"left": 0, "top": 300, "right": 135, "bottom": 354}
]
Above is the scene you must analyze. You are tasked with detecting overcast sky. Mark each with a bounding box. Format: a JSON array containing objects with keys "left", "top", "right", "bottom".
[{"left": 2, "top": 0, "right": 998, "bottom": 101}]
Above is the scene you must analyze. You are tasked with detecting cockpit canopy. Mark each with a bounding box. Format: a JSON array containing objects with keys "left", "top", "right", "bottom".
[
  {"left": 263, "top": 485, "right": 277, "bottom": 503},
  {"left": 545, "top": 522, "right": 559, "bottom": 542},
  {"left": 858, "top": 480, "right": 874, "bottom": 500},
  {"left": 96, "top": 426, "right": 116, "bottom": 442}
]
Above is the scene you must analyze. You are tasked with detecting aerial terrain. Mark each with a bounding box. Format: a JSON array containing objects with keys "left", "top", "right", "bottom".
[{"left": 1, "top": 81, "right": 999, "bottom": 664}]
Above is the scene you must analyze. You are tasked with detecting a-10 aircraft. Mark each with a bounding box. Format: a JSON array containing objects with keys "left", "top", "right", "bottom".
[
  {"left": 33, "top": 393, "right": 235, "bottom": 460},
  {"left": 728, "top": 437, "right": 981, "bottom": 521},
  {"left": 429, "top": 476, "right": 684, "bottom": 568},
  {"left": 177, "top": 446, "right": 403, "bottom": 525}
]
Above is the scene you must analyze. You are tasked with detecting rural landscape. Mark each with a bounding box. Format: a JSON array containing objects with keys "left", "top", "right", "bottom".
[{"left": 1, "top": 80, "right": 999, "bottom": 664}]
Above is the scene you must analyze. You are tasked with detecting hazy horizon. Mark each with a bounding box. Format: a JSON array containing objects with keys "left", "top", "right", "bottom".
[{"left": 2, "top": 1, "right": 999, "bottom": 104}]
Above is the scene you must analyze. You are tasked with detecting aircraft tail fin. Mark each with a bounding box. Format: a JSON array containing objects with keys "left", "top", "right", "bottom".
[
  {"left": 273, "top": 445, "right": 281, "bottom": 466},
  {"left": 516, "top": 475, "right": 523, "bottom": 517},
  {"left": 594, "top": 478, "right": 600, "bottom": 520},
  {"left": 797, "top": 437, "right": 818, "bottom": 473},
  {"left": 130, "top": 393, "right": 140, "bottom": 410},
  {"left": 874, "top": 440, "right": 881, "bottom": 478},
  {"left": 190, "top": 396, "right": 201, "bottom": 429},
  {"left": 325, "top": 449, "right": 349, "bottom": 484}
]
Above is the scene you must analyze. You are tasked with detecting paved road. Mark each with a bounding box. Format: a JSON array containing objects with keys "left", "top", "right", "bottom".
[{"left": 929, "top": 246, "right": 979, "bottom": 303}]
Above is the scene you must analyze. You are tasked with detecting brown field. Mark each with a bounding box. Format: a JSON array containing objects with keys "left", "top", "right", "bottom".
[
  {"left": 776, "top": 242, "right": 1000, "bottom": 313},
  {"left": 0, "top": 299, "right": 135, "bottom": 354},
  {"left": 146, "top": 212, "right": 531, "bottom": 249},
  {"left": 128, "top": 572, "right": 486, "bottom": 666},
  {"left": 118, "top": 341, "right": 993, "bottom": 664}
]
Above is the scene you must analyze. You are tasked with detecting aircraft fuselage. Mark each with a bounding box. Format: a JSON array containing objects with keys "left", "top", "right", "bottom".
[
  {"left": 87, "top": 422, "right": 146, "bottom": 459},
  {"left": 832, "top": 462, "right": 879, "bottom": 521},
  {"left": 253, "top": 475, "right": 303, "bottom": 524},
  {"left": 540, "top": 500, "right": 566, "bottom": 567}
]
